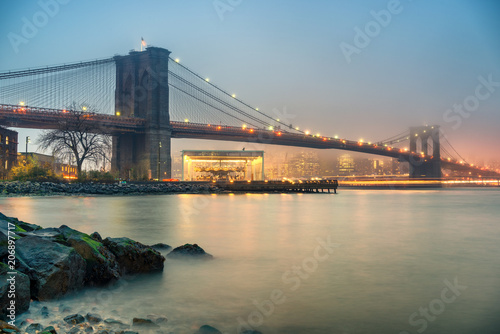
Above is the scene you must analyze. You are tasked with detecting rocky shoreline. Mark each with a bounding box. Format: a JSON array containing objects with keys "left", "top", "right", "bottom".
[
  {"left": 0, "top": 182, "right": 220, "bottom": 197},
  {"left": 0, "top": 213, "right": 254, "bottom": 334}
]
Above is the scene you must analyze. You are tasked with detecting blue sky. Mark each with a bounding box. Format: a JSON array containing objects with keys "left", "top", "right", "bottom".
[{"left": 1, "top": 0, "right": 499, "bottom": 163}]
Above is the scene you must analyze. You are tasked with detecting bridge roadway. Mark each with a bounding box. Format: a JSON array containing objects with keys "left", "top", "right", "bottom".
[{"left": 0, "top": 104, "right": 497, "bottom": 176}]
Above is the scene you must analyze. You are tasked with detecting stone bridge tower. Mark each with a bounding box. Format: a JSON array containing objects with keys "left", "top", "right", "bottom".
[
  {"left": 408, "top": 125, "right": 442, "bottom": 178},
  {"left": 112, "top": 47, "right": 172, "bottom": 180}
]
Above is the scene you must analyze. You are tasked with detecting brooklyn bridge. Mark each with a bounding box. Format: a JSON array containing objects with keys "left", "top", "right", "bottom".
[{"left": 0, "top": 47, "right": 497, "bottom": 179}]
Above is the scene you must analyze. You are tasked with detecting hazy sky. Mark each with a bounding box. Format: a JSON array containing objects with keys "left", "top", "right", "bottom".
[{"left": 1, "top": 0, "right": 499, "bottom": 164}]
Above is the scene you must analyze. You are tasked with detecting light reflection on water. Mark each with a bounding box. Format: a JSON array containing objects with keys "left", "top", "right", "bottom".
[{"left": 1, "top": 189, "right": 500, "bottom": 333}]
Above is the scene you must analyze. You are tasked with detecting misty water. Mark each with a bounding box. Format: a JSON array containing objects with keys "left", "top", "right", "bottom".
[{"left": 2, "top": 189, "right": 500, "bottom": 334}]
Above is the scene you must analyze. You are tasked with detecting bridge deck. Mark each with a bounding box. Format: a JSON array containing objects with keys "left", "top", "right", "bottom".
[{"left": 0, "top": 104, "right": 498, "bottom": 177}]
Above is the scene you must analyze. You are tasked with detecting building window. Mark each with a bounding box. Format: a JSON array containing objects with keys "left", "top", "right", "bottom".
[{"left": 5, "top": 136, "right": 8, "bottom": 145}]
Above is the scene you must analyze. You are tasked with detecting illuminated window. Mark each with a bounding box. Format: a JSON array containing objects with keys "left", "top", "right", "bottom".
[{"left": 5, "top": 136, "right": 8, "bottom": 145}]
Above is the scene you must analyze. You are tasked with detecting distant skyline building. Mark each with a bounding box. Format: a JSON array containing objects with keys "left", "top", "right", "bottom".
[
  {"left": 0, "top": 127, "right": 18, "bottom": 178},
  {"left": 338, "top": 154, "right": 355, "bottom": 176}
]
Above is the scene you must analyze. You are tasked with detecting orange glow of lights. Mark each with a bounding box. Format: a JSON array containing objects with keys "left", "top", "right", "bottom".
[
  {"left": 323, "top": 137, "right": 327, "bottom": 141},
  {"left": 249, "top": 129, "right": 254, "bottom": 133},
  {"left": 217, "top": 126, "right": 222, "bottom": 130},
  {"left": 276, "top": 132, "right": 282, "bottom": 136}
]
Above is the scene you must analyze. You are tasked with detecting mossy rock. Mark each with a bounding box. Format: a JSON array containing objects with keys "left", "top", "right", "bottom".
[
  {"left": 103, "top": 237, "right": 165, "bottom": 274},
  {"left": 57, "top": 226, "right": 121, "bottom": 285}
]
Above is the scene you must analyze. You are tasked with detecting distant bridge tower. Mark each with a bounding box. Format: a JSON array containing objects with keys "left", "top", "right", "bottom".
[
  {"left": 112, "top": 47, "right": 172, "bottom": 179},
  {"left": 408, "top": 125, "right": 442, "bottom": 178}
]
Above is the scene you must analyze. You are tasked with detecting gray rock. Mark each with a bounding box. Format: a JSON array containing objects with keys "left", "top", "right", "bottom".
[
  {"left": 90, "top": 232, "right": 103, "bottom": 243},
  {"left": 16, "top": 236, "right": 86, "bottom": 300},
  {"left": 0, "top": 227, "right": 8, "bottom": 259},
  {"left": 86, "top": 312, "right": 103, "bottom": 324},
  {"left": 67, "top": 327, "right": 81, "bottom": 334},
  {"left": 40, "top": 305, "right": 50, "bottom": 317},
  {"left": 26, "top": 323, "right": 44, "bottom": 333},
  {"left": 0, "top": 263, "right": 30, "bottom": 320},
  {"left": 167, "top": 244, "right": 213, "bottom": 260},
  {"left": 103, "top": 319, "right": 129, "bottom": 329},
  {"left": 147, "top": 315, "right": 168, "bottom": 326},
  {"left": 64, "top": 314, "right": 86, "bottom": 325},
  {"left": 62, "top": 306, "right": 73, "bottom": 313},
  {"left": 132, "top": 318, "right": 159, "bottom": 328},
  {"left": 42, "top": 326, "right": 57, "bottom": 334},
  {"left": 150, "top": 243, "right": 171, "bottom": 251},
  {"left": 57, "top": 225, "right": 121, "bottom": 285},
  {"left": 195, "top": 325, "right": 222, "bottom": 334},
  {"left": 102, "top": 238, "right": 164, "bottom": 274}
]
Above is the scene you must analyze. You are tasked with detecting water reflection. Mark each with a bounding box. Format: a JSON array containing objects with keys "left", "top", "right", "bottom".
[{"left": 1, "top": 190, "right": 500, "bottom": 333}]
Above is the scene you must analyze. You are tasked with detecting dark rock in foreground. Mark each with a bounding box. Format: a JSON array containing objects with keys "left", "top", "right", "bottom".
[
  {"left": 57, "top": 225, "right": 121, "bottom": 285},
  {"left": 195, "top": 324, "right": 222, "bottom": 334},
  {"left": 103, "top": 318, "right": 129, "bottom": 329},
  {"left": 25, "top": 323, "right": 44, "bottom": 333},
  {"left": 102, "top": 237, "right": 165, "bottom": 274},
  {"left": 132, "top": 318, "right": 159, "bottom": 328},
  {"left": 64, "top": 313, "right": 85, "bottom": 325},
  {"left": 0, "top": 320, "right": 20, "bottom": 333},
  {"left": 150, "top": 243, "right": 172, "bottom": 251},
  {"left": 85, "top": 312, "right": 103, "bottom": 324},
  {"left": 167, "top": 243, "right": 213, "bottom": 260},
  {"left": 0, "top": 263, "right": 30, "bottom": 320},
  {"left": 0, "top": 211, "right": 167, "bottom": 321},
  {"left": 16, "top": 236, "right": 86, "bottom": 301}
]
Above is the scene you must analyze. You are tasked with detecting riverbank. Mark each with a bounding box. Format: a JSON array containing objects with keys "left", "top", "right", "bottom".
[
  {"left": 0, "top": 212, "right": 238, "bottom": 334},
  {"left": 0, "top": 181, "right": 220, "bottom": 196}
]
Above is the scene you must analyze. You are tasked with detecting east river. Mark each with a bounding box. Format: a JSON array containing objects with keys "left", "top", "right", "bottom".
[{"left": 1, "top": 189, "right": 499, "bottom": 333}]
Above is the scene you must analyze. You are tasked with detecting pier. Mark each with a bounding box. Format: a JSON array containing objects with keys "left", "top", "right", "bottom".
[{"left": 215, "top": 180, "right": 338, "bottom": 193}]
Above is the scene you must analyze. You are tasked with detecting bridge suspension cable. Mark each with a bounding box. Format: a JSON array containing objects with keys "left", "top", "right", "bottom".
[
  {"left": 0, "top": 58, "right": 116, "bottom": 115},
  {"left": 441, "top": 135, "right": 467, "bottom": 163},
  {"left": 375, "top": 130, "right": 410, "bottom": 146},
  {"left": 0, "top": 58, "right": 115, "bottom": 80},
  {"left": 168, "top": 58, "right": 302, "bottom": 133}
]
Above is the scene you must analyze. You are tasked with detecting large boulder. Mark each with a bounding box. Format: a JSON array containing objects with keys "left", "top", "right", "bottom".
[
  {"left": 16, "top": 236, "right": 86, "bottom": 300},
  {"left": 167, "top": 244, "right": 213, "bottom": 260},
  {"left": 0, "top": 263, "right": 30, "bottom": 321},
  {"left": 0, "top": 213, "right": 42, "bottom": 232},
  {"left": 102, "top": 237, "right": 165, "bottom": 274},
  {"left": 0, "top": 228, "right": 8, "bottom": 260},
  {"left": 56, "top": 226, "right": 121, "bottom": 285},
  {"left": 195, "top": 325, "right": 222, "bottom": 334}
]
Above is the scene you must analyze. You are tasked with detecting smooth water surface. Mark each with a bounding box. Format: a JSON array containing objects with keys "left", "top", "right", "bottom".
[{"left": 1, "top": 189, "right": 499, "bottom": 333}]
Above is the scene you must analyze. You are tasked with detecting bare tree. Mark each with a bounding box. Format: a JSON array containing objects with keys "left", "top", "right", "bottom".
[{"left": 38, "top": 103, "right": 111, "bottom": 175}]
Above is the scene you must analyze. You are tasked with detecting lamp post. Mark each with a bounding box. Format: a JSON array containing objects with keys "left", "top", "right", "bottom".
[
  {"left": 157, "top": 141, "right": 162, "bottom": 181},
  {"left": 25, "top": 136, "right": 30, "bottom": 161}
]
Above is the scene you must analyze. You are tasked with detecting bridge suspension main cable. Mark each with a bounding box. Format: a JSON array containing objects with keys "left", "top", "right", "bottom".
[
  {"left": 441, "top": 135, "right": 467, "bottom": 163},
  {"left": 167, "top": 58, "right": 302, "bottom": 133}
]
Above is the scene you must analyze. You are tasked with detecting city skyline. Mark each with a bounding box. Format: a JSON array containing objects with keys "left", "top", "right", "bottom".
[{"left": 1, "top": 0, "right": 499, "bottom": 164}]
